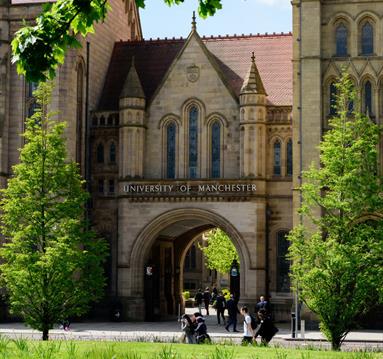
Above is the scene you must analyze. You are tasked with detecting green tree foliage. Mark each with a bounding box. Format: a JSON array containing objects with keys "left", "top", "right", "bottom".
[
  {"left": 0, "top": 82, "right": 107, "bottom": 341},
  {"left": 12, "top": 0, "right": 222, "bottom": 83},
  {"left": 288, "top": 73, "right": 383, "bottom": 350},
  {"left": 199, "top": 229, "right": 239, "bottom": 274}
]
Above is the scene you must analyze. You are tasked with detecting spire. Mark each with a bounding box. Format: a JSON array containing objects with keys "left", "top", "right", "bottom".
[
  {"left": 191, "top": 11, "right": 197, "bottom": 31},
  {"left": 241, "top": 52, "right": 266, "bottom": 95},
  {"left": 120, "top": 56, "right": 145, "bottom": 99}
]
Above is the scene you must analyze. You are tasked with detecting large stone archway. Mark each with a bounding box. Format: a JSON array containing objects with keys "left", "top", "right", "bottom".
[{"left": 117, "top": 201, "right": 267, "bottom": 320}]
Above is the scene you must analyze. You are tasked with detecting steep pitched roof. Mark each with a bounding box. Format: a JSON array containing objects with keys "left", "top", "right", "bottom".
[
  {"left": 120, "top": 57, "right": 145, "bottom": 98},
  {"left": 98, "top": 32, "right": 292, "bottom": 111},
  {"left": 241, "top": 53, "right": 267, "bottom": 95}
]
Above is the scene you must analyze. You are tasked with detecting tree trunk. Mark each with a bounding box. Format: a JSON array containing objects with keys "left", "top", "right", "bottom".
[
  {"left": 42, "top": 328, "right": 49, "bottom": 341},
  {"left": 331, "top": 337, "right": 341, "bottom": 351}
]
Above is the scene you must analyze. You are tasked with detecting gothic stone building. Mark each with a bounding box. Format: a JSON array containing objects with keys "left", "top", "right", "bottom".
[{"left": 2, "top": 0, "right": 381, "bottom": 322}]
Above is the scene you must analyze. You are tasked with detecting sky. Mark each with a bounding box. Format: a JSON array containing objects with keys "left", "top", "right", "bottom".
[{"left": 139, "top": 0, "right": 292, "bottom": 40}]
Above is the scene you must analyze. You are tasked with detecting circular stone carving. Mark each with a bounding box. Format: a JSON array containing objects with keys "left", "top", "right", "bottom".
[{"left": 187, "top": 65, "right": 200, "bottom": 83}]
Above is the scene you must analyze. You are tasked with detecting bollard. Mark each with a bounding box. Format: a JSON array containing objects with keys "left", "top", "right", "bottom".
[
  {"left": 291, "top": 312, "right": 296, "bottom": 338},
  {"left": 300, "top": 319, "right": 305, "bottom": 339}
]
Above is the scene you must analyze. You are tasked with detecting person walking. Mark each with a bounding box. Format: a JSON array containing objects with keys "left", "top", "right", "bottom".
[
  {"left": 215, "top": 291, "right": 226, "bottom": 325},
  {"left": 254, "top": 308, "right": 278, "bottom": 345},
  {"left": 240, "top": 306, "right": 255, "bottom": 345},
  {"left": 225, "top": 294, "right": 240, "bottom": 332},
  {"left": 194, "top": 289, "right": 203, "bottom": 314},
  {"left": 203, "top": 287, "right": 211, "bottom": 316},
  {"left": 180, "top": 314, "right": 195, "bottom": 344}
]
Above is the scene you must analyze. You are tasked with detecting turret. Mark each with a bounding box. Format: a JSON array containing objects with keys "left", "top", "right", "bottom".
[
  {"left": 119, "top": 57, "right": 146, "bottom": 178},
  {"left": 239, "top": 53, "right": 267, "bottom": 178}
]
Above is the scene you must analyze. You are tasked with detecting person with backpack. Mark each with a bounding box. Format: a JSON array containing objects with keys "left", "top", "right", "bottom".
[
  {"left": 194, "top": 289, "right": 203, "bottom": 314},
  {"left": 203, "top": 287, "right": 211, "bottom": 316},
  {"left": 254, "top": 308, "right": 279, "bottom": 345},
  {"left": 215, "top": 291, "right": 226, "bottom": 325},
  {"left": 240, "top": 306, "right": 256, "bottom": 344}
]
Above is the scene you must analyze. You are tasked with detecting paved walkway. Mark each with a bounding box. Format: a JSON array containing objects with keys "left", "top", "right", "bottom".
[{"left": 0, "top": 308, "right": 381, "bottom": 350}]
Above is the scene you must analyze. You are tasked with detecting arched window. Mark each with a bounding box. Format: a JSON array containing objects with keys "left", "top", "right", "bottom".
[
  {"left": 97, "top": 144, "right": 104, "bottom": 163},
  {"left": 273, "top": 140, "right": 281, "bottom": 176},
  {"left": 364, "top": 81, "right": 373, "bottom": 115},
  {"left": 184, "top": 244, "right": 197, "bottom": 271},
  {"left": 277, "top": 231, "right": 290, "bottom": 292},
  {"left": 211, "top": 121, "right": 221, "bottom": 178},
  {"left": 361, "top": 22, "right": 373, "bottom": 55},
  {"left": 188, "top": 106, "right": 198, "bottom": 178},
  {"left": 76, "top": 62, "right": 84, "bottom": 165},
  {"left": 166, "top": 122, "right": 176, "bottom": 179},
  {"left": 335, "top": 23, "right": 348, "bottom": 57},
  {"left": 109, "top": 142, "right": 116, "bottom": 163},
  {"left": 329, "top": 81, "right": 337, "bottom": 116},
  {"left": 286, "top": 139, "right": 292, "bottom": 176}
]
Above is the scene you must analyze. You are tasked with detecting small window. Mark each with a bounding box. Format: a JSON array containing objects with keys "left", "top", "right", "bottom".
[
  {"left": 361, "top": 22, "right": 373, "bottom": 55},
  {"left": 273, "top": 140, "right": 281, "bottom": 176},
  {"left": 286, "top": 139, "right": 292, "bottom": 176},
  {"left": 211, "top": 121, "right": 221, "bottom": 178},
  {"left": 335, "top": 24, "right": 348, "bottom": 57},
  {"left": 97, "top": 144, "right": 104, "bottom": 163},
  {"left": 277, "top": 231, "right": 290, "bottom": 292},
  {"left": 98, "top": 179, "right": 104, "bottom": 194},
  {"left": 109, "top": 179, "right": 115, "bottom": 193},
  {"left": 364, "top": 81, "right": 373, "bottom": 115},
  {"left": 109, "top": 143, "right": 116, "bottom": 163},
  {"left": 329, "top": 82, "right": 337, "bottom": 116}
]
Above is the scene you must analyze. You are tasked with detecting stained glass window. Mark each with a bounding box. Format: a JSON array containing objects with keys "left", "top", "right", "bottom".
[
  {"left": 330, "top": 82, "right": 337, "bottom": 116},
  {"left": 167, "top": 123, "right": 176, "bottom": 179},
  {"left": 273, "top": 140, "right": 281, "bottom": 176},
  {"left": 277, "top": 231, "right": 290, "bottom": 292},
  {"left": 189, "top": 107, "right": 198, "bottom": 178},
  {"left": 286, "top": 139, "right": 292, "bottom": 176},
  {"left": 110, "top": 142, "right": 116, "bottom": 163},
  {"left": 364, "top": 81, "right": 372, "bottom": 115},
  {"left": 97, "top": 144, "right": 104, "bottom": 163},
  {"left": 336, "top": 24, "right": 348, "bottom": 56},
  {"left": 361, "top": 22, "right": 373, "bottom": 55},
  {"left": 211, "top": 121, "right": 221, "bottom": 178}
]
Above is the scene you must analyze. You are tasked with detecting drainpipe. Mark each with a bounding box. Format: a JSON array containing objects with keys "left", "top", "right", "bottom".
[{"left": 85, "top": 42, "right": 91, "bottom": 211}]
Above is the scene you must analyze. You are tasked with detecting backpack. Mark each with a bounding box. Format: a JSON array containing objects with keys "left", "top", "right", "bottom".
[{"left": 250, "top": 314, "right": 258, "bottom": 330}]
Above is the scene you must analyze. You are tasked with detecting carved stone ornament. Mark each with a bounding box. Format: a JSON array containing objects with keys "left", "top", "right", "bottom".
[{"left": 187, "top": 65, "right": 200, "bottom": 83}]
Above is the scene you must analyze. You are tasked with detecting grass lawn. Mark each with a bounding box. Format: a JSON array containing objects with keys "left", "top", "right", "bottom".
[{"left": 0, "top": 340, "right": 382, "bottom": 359}]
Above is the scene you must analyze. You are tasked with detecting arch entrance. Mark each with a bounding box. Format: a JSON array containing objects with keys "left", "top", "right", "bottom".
[{"left": 118, "top": 207, "right": 263, "bottom": 321}]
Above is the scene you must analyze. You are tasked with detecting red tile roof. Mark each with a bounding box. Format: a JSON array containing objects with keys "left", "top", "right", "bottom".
[{"left": 98, "top": 33, "right": 292, "bottom": 111}]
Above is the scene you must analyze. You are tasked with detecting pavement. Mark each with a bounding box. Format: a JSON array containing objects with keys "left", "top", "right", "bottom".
[{"left": 0, "top": 308, "right": 382, "bottom": 350}]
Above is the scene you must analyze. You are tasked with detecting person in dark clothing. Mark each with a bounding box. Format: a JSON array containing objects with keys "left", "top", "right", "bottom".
[
  {"left": 225, "top": 294, "right": 240, "bottom": 332},
  {"left": 255, "top": 295, "right": 272, "bottom": 319},
  {"left": 181, "top": 314, "right": 195, "bottom": 344},
  {"left": 215, "top": 291, "right": 226, "bottom": 325},
  {"left": 211, "top": 286, "right": 218, "bottom": 304},
  {"left": 193, "top": 312, "right": 211, "bottom": 344},
  {"left": 194, "top": 289, "right": 203, "bottom": 314},
  {"left": 203, "top": 287, "right": 211, "bottom": 316},
  {"left": 254, "top": 308, "right": 278, "bottom": 345}
]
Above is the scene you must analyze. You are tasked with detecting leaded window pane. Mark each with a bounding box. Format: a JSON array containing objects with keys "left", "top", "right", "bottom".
[
  {"left": 286, "top": 139, "right": 293, "bottom": 176},
  {"left": 361, "top": 22, "right": 373, "bottom": 55},
  {"left": 110, "top": 143, "right": 116, "bottom": 163},
  {"left": 365, "top": 81, "right": 372, "bottom": 114},
  {"left": 330, "top": 82, "right": 337, "bottom": 116},
  {"left": 189, "top": 107, "right": 198, "bottom": 178},
  {"left": 336, "top": 24, "right": 348, "bottom": 56},
  {"left": 211, "top": 122, "right": 221, "bottom": 178},
  {"left": 277, "top": 231, "right": 290, "bottom": 292},
  {"left": 97, "top": 144, "right": 104, "bottom": 163},
  {"left": 167, "top": 123, "right": 176, "bottom": 179},
  {"left": 273, "top": 141, "right": 281, "bottom": 176}
]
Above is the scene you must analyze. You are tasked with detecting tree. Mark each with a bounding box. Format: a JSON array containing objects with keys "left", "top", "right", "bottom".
[
  {"left": 11, "top": 0, "right": 223, "bottom": 83},
  {"left": 199, "top": 229, "right": 239, "bottom": 274},
  {"left": 288, "top": 73, "right": 383, "bottom": 350},
  {"left": 0, "top": 82, "right": 107, "bottom": 341}
]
